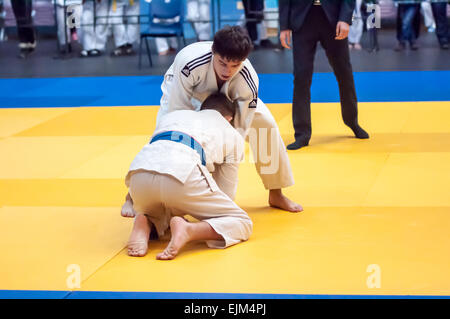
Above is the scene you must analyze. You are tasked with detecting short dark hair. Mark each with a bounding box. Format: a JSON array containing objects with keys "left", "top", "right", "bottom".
[
  {"left": 200, "top": 92, "right": 236, "bottom": 119},
  {"left": 212, "top": 25, "right": 253, "bottom": 61}
]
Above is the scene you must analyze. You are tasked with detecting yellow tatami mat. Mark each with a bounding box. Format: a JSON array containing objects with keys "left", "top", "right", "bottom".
[{"left": 1, "top": 101, "right": 449, "bottom": 296}]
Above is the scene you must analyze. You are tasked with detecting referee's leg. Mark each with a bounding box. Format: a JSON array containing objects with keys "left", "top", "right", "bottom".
[
  {"left": 319, "top": 21, "right": 369, "bottom": 139},
  {"left": 290, "top": 9, "right": 320, "bottom": 148}
]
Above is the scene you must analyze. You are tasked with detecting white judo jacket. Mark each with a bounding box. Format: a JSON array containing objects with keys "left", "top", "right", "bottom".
[
  {"left": 126, "top": 109, "right": 245, "bottom": 200},
  {"left": 159, "top": 41, "right": 259, "bottom": 138}
]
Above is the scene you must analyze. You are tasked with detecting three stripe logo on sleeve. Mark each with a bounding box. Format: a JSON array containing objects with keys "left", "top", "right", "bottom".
[
  {"left": 182, "top": 66, "right": 190, "bottom": 77},
  {"left": 240, "top": 66, "right": 258, "bottom": 108},
  {"left": 181, "top": 52, "right": 213, "bottom": 77}
]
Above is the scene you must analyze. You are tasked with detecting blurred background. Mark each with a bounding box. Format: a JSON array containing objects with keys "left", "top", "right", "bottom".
[{"left": 0, "top": 0, "right": 449, "bottom": 79}]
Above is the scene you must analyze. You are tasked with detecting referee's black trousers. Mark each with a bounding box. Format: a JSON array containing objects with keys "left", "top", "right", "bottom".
[
  {"left": 292, "top": 5, "right": 359, "bottom": 142},
  {"left": 11, "top": 0, "right": 35, "bottom": 44}
]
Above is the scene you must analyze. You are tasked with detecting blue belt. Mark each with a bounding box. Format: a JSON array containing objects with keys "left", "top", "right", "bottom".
[{"left": 150, "top": 130, "right": 206, "bottom": 166}]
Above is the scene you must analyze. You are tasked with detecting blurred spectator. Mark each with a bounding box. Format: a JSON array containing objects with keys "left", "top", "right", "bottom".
[
  {"left": 155, "top": 0, "right": 213, "bottom": 55},
  {"left": 81, "top": 0, "right": 104, "bottom": 56},
  {"left": 242, "top": 0, "right": 277, "bottom": 49},
  {"left": 0, "top": 0, "right": 6, "bottom": 41},
  {"left": 243, "top": 0, "right": 263, "bottom": 45},
  {"left": 102, "top": 0, "right": 134, "bottom": 56},
  {"left": 430, "top": 0, "right": 449, "bottom": 49},
  {"left": 11, "top": 0, "right": 37, "bottom": 58},
  {"left": 54, "top": 0, "right": 82, "bottom": 54},
  {"left": 349, "top": 0, "right": 380, "bottom": 52},
  {"left": 363, "top": 0, "right": 380, "bottom": 52},
  {"left": 123, "top": 0, "right": 140, "bottom": 52},
  {"left": 394, "top": 0, "right": 421, "bottom": 51},
  {"left": 153, "top": 0, "right": 186, "bottom": 56},
  {"left": 154, "top": 15, "right": 180, "bottom": 56},
  {"left": 155, "top": 36, "right": 178, "bottom": 55},
  {"left": 186, "top": 0, "right": 211, "bottom": 41},
  {"left": 81, "top": 0, "right": 135, "bottom": 57},
  {"left": 349, "top": 0, "right": 363, "bottom": 50}
]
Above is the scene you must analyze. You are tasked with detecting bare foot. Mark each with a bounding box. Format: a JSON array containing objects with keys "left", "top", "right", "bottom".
[
  {"left": 269, "top": 189, "right": 303, "bottom": 213},
  {"left": 156, "top": 216, "right": 191, "bottom": 260},
  {"left": 121, "top": 197, "right": 136, "bottom": 218},
  {"left": 127, "top": 214, "right": 151, "bottom": 257},
  {"left": 354, "top": 43, "right": 362, "bottom": 50}
]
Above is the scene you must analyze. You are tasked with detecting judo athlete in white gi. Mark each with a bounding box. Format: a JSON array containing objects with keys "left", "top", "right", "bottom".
[
  {"left": 123, "top": 25, "right": 302, "bottom": 216},
  {"left": 125, "top": 93, "right": 252, "bottom": 260},
  {"left": 81, "top": 0, "right": 105, "bottom": 56}
]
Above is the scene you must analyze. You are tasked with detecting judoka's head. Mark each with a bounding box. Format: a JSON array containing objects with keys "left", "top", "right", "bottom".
[
  {"left": 200, "top": 92, "right": 236, "bottom": 123},
  {"left": 212, "top": 26, "right": 253, "bottom": 82}
]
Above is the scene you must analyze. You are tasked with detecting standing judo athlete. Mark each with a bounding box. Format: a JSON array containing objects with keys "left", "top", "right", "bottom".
[
  {"left": 122, "top": 25, "right": 303, "bottom": 215},
  {"left": 125, "top": 93, "right": 252, "bottom": 260}
]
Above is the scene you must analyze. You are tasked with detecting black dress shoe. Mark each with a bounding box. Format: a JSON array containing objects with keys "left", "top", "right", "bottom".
[
  {"left": 350, "top": 125, "right": 369, "bottom": 139},
  {"left": 287, "top": 139, "right": 309, "bottom": 150}
]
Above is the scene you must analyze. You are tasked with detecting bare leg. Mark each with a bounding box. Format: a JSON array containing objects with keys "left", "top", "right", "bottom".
[
  {"left": 156, "top": 216, "right": 223, "bottom": 260},
  {"left": 121, "top": 192, "right": 137, "bottom": 218},
  {"left": 127, "top": 213, "right": 152, "bottom": 257},
  {"left": 269, "top": 189, "right": 303, "bottom": 213}
]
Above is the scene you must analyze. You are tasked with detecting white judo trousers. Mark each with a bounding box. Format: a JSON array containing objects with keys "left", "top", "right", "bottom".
[
  {"left": 55, "top": 0, "right": 82, "bottom": 46},
  {"left": 348, "top": 0, "right": 363, "bottom": 44},
  {"left": 124, "top": 0, "right": 140, "bottom": 45},
  {"left": 82, "top": 0, "right": 129, "bottom": 51},
  {"left": 128, "top": 167, "right": 252, "bottom": 249},
  {"left": 155, "top": 37, "right": 179, "bottom": 54},
  {"left": 81, "top": 0, "right": 106, "bottom": 51},
  {"left": 247, "top": 97, "right": 294, "bottom": 190},
  {"left": 155, "top": 0, "right": 211, "bottom": 53},
  {"left": 154, "top": 16, "right": 180, "bottom": 54},
  {"left": 186, "top": 0, "right": 211, "bottom": 41},
  {"left": 95, "top": 0, "right": 128, "bottom": 49}
]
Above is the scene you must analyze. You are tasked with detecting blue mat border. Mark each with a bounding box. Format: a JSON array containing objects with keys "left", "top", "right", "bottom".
[
  {"left": 0, "top": 290, "right": 449, "bottom": 299},
  {"left": 1, "top": 70, "right": 449, "bottom": 109}
]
